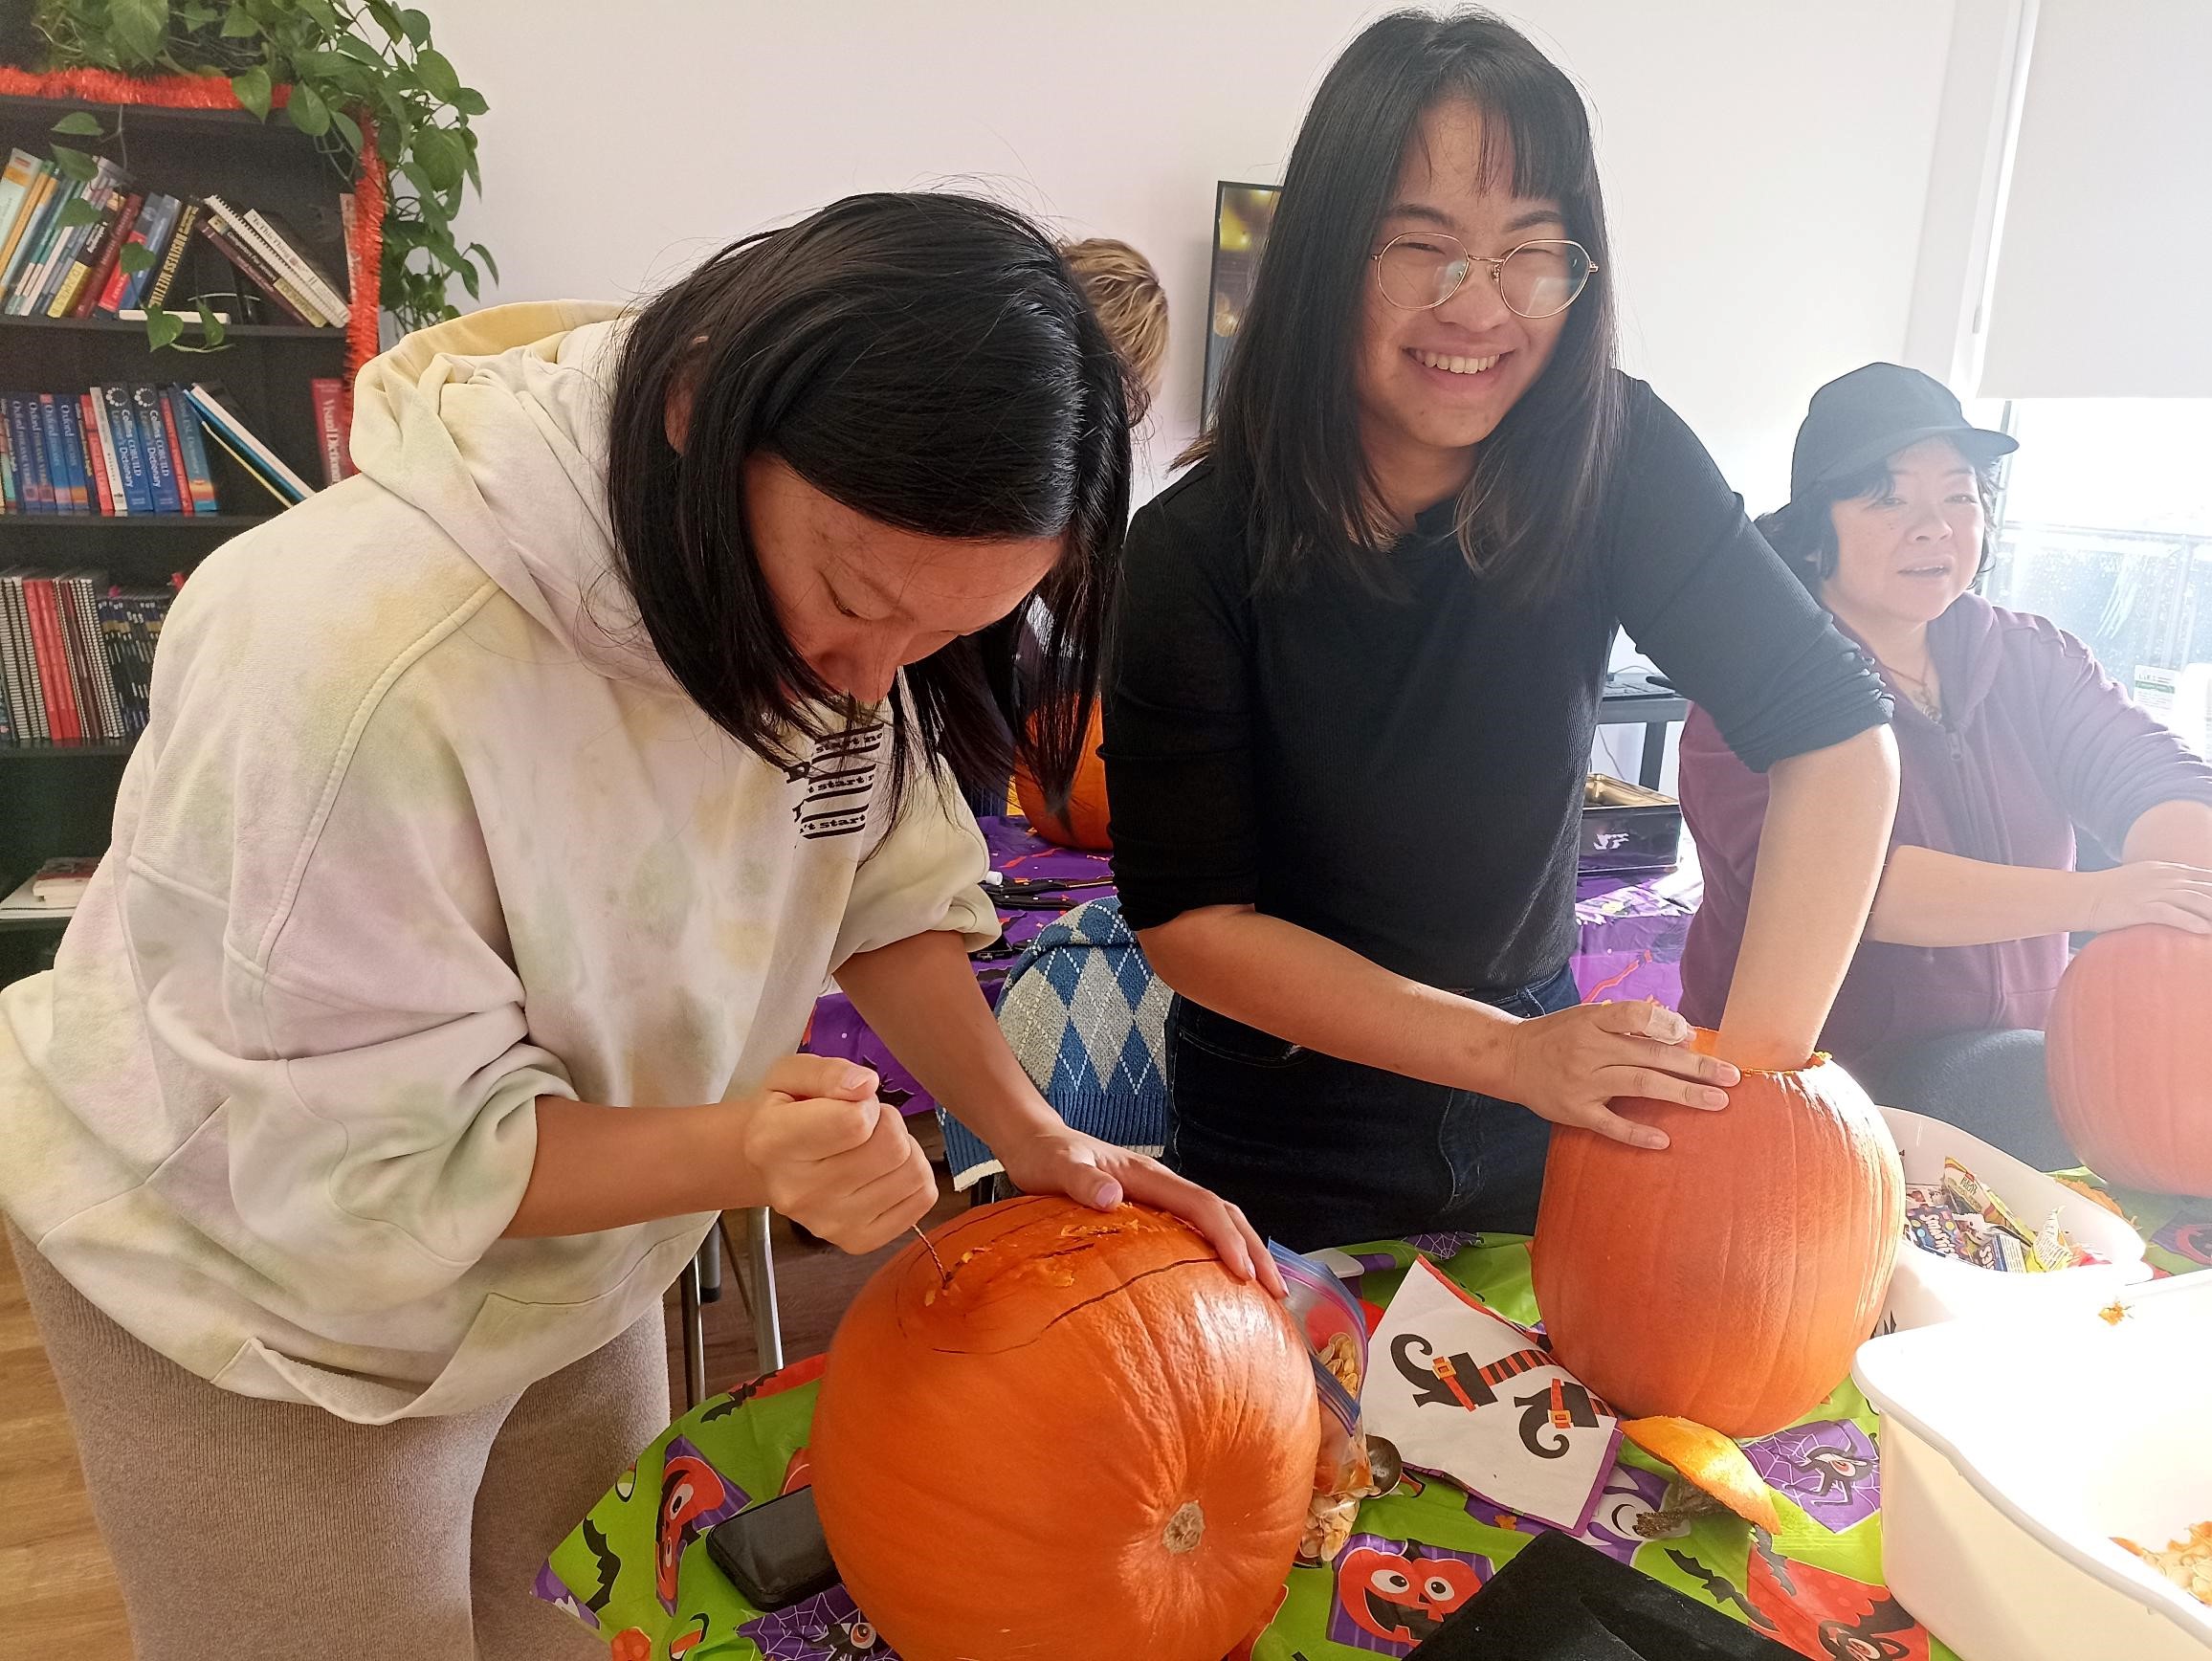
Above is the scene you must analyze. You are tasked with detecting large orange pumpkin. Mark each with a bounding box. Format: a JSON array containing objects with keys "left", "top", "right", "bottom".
[
  {"left": 2047, "top": 924, "right": 2212, "bottom": 1195},
  {"left": 1531, "top": 1036, "right": 1903, "bottom": 1437},
  {"left": 1012, "top": 702, "right": 1111, "bottom": 851},
  {"left": 808, "top": 1197, "right": 1319, "bottom": 1661}
]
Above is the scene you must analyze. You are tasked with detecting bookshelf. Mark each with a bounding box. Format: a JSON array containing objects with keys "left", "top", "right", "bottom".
[
  {"left": 0, "top": 91, "right": 353, "bottom": 986},
  {"left": 0, "top": 914, "right": 80, "bottom": 933},
  {"left": 5, "top": 314, "right": 332, "bottom": 339}
]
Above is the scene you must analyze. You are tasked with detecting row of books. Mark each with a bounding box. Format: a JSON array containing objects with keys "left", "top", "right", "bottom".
[
  {"left": 0, "top": 382, "right": 321, "bottom": 514},
  {"left": 0, "top": 147, "right": 351, "bottom": 328},
  {"left": 0, "top": 569, "right": 172, "bottom": 746}
]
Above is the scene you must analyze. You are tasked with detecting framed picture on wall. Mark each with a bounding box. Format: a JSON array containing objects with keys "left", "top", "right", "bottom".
[{"left": 1202, "top": 181, "right": 1281, "bottom": 427}]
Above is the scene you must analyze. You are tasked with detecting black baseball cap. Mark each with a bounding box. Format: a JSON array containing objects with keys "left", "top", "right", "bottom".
[{"left": 1788, "top": 363, "right": 2016, "bottom": 506}]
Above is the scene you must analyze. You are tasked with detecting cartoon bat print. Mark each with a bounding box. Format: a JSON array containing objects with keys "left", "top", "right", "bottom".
[
  {"left": 576, "top": 1516, "right": 623, "bottom": 1617},
  {"left": 702, "top": 1355, "right": 830, "bottom": 1420},
  {"left": 1664, "top": 1547, "right": 1771, "bottom": 1628}
]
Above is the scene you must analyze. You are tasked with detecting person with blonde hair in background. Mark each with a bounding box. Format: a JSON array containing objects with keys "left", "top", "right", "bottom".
[
  {"left": 1058, "top": 236, "right": 1169, "bottom": 417},
  {"left": 952, "top": 235, "right": 1173, "bottom": 817}
]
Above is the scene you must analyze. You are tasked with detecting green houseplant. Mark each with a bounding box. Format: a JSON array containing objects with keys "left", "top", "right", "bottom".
[{"left": 24, "top": 0, "right": 495, "bottom": 338}]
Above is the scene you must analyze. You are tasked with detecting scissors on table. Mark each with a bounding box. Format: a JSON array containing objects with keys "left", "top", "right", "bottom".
[{"left": 983, "top": 872, "right": 1117, "bottom": 911}]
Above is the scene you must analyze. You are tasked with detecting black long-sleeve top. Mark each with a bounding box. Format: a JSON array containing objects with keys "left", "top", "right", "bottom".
[{"left": 1104, "top": 375, "right": 1893, "bottom": 994}]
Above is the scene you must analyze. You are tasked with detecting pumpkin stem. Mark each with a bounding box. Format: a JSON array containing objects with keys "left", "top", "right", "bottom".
[{"left": 1161, "top": 1500, "right": 1206, "bottom": 1555}]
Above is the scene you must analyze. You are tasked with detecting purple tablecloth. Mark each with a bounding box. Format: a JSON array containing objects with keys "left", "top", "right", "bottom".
[
  {"left": 1571, "top": 859, "right": 1700, "bottom": 1008},
  {"left": 801, "top": 819, "right": 1111, "bottom": 1115},
  {"left": 802, "top": 817, "right": 1699, "bottom": 1118}
]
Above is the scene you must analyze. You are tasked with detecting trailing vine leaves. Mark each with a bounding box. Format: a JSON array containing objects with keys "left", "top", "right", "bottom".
[{"left": 28, "top": 0, "right": 493, "bottom": 340}]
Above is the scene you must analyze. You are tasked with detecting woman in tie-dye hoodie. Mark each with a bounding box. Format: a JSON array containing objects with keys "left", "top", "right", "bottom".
[{"left": 0, "top": 194, "right": 1272, "bottom": 1659}]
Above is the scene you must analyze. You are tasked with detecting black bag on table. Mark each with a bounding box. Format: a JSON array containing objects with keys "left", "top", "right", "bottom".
[{"left": 1410, "top": 1530, "right": 1803, "bottom": 1660}]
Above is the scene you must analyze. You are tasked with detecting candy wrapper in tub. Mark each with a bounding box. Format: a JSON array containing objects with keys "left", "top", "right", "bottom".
[
  {"left": 1941, "top": 1156, "right": 2038, "bottom": 1247},
  {"left": 1902, "top": 1155, "right": 2102, "bottom": 1274},
  {"left": 1270, "top": 1242, "right": 1373, "bottom": 1498}
]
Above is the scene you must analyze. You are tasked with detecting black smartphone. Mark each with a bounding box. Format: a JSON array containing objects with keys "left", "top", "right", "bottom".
[{"left": 704, "top": 1486, "right": 841, "bottom": 1610}]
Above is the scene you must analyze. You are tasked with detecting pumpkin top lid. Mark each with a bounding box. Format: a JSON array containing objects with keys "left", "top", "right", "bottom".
[
  {"left": 893, "top": 1197, "right": 1231, "bottom": 1353},
  {"left": 1684, "top": 1025, "right": 1824, "bottom": 1078}
]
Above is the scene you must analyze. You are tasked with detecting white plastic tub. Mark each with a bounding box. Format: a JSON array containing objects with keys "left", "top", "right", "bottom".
[
  {"left": 1854, "top": 1272, "right": 2212, "bottom": 1661},
  {"left": 1876, "top": 1104, "right": 2150, "bottom": 1333}
]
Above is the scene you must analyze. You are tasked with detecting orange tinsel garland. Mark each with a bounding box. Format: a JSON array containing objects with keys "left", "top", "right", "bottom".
[
  {"left": 0, "top": 66, "right": 386, "bottom": 381},
  {"left": 0, "top": 66, "right": 290, "bottom": 109},
  {"left": 344, "top": 113, "right": 387, "bottom": 380}
]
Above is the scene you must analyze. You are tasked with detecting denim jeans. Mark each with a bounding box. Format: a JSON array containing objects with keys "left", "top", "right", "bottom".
[{"left": 1162, "top": 963, "right": 1581, "bottom": 1252}]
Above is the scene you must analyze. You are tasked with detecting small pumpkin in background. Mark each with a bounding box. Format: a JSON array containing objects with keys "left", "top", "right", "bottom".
[
  {"left": 2047, "top": 924, "right": 2212, "bottom": 1196},
  {"left": 1013, "top": 701, "right": 1111, "bottom": 851},
  {"left": 1532, "top": 1030, "right": 1903, "bottom": 1438},
  {"left": 808, "top": 1197, "right": 1319, "bottom": 1661}
]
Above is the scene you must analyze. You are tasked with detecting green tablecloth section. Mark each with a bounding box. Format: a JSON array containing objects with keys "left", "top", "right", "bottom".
[{"left": 540, "top": 1184, "right": 2209, "bottom": 1661}]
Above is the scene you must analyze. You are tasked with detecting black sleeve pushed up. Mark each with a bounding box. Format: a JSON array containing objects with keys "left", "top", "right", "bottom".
[
  {"left": 1605, "top": 382, "right": 1892, "bottom": 772},
  {"left": 1101, "top": 480, "right": 1261, "bottom": 931}
]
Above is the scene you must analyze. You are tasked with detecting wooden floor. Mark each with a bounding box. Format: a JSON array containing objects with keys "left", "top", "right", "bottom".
[
  {"left": 1, "top": 1131, "right": 971, "bottom": 1650},
  {"left": 0, "top": 1232, "right": 129, "bottom": 1648}
]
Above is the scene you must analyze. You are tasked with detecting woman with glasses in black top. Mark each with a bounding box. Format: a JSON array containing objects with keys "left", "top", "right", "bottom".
[{"left": 1104, "top": 8, "right": 1902, "bottom": 1251}]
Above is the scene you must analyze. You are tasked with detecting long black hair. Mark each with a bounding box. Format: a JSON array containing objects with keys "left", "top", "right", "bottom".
[
  {"left": 605, "top": 192, "right": 1130, "bottom": 808},
  {"left": 1200, "top": 7, "right": 1623, "bottom": 603}
]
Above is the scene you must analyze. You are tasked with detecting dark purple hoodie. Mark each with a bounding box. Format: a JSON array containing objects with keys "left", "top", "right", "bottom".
[{"left": 1679, "top": 591, "right": 2212, "bottom": 1059}]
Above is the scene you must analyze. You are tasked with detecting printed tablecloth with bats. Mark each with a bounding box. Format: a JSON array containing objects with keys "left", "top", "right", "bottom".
[{"left": 540, "top": 1185, "right": 2209, "bottom": 1661}]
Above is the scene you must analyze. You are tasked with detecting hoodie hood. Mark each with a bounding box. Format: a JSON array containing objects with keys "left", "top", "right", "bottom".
[
  {"left": 1927, "top": 591, "right": 2006, "bottom": 722},
  {"left": 346, "top": 300, "right": 669, "bottom": 686},
  {"left": 1831, "top": 590, "right": 2006, "bottom": 729}
]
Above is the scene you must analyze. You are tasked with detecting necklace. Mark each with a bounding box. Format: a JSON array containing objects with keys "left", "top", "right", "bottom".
[{"left": 1884, "top": 659, "right": 1943, "bottom": 721}]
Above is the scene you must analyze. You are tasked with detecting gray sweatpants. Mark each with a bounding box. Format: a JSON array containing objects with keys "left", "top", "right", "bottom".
[{"left": 10, "top": 1224, "right": 669, "bottom": 1660}]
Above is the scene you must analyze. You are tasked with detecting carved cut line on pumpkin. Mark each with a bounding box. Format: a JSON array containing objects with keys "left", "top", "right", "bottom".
[
  {"left": 904, "top": 1254, "right": 1228, "bottom": 1355},
  {"left": 904, "top": 1191, "right": 1153, "bottom": 1263},
  {"left": 892, "top": 1197, "right": 1223, "bottom": 1353}
]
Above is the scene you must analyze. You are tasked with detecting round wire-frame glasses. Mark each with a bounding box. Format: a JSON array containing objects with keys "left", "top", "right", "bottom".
[{"left": 1372, "top": 232, "right": 1598, "bottom": 320}]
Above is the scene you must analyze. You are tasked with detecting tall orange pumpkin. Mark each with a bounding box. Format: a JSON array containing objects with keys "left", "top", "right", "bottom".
[
  {"left": 2047, "top": 924, "right": 2212, "bottom": 1195},
  {"left": 1531, "top": 1038, "right": 1903, "bottom": 1437},
  {"left": 808, "top": 1197, "right": 1319, "bottom": 1661},
  {"left": 1013, "top": 703, "right": 1111, "bottom": 851}
]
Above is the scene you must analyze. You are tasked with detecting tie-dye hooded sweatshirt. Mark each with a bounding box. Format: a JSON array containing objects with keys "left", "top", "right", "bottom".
[{"left": 0, "top": 303, "right": 996, "bottom": 1422}]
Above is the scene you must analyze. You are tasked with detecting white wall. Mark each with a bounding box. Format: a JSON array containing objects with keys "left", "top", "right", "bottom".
[
  {"left": 1901, "top": 0, "right": 2035, "bottom": 396},
  {"left": 1981, "top": 0, "right": 2212, "bottom": 398},
  {"left": 430, "top": 0, "right": 1958, "bottom": 511}
]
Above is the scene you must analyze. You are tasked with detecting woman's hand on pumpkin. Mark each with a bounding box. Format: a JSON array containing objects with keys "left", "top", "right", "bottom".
[
  {"left": 2083, "top": 861, "right": 2212, "bottom": 935},
  {"left": 994, "top": 1129, "right": 1287, "bottom": 1297},
  {"left": 1497, "top": 998, "right": 1738, "bottom": 1149},
  {"left": 739, "top": 1056, "right": 938, "bottom": 1252}
]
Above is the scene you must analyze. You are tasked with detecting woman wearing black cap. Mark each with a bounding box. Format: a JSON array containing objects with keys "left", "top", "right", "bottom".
[
  {"left": 1101, "top": 11, "right": 1902, "bottom": 1251},
  {"left": 1680, "top": 363, "right": 2212, "bottom": 1164}
]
